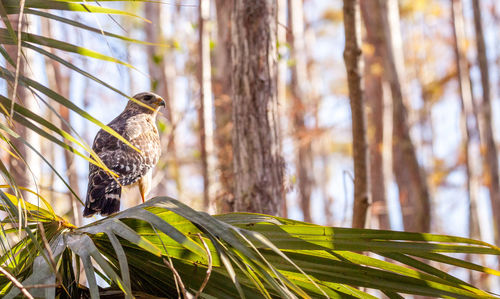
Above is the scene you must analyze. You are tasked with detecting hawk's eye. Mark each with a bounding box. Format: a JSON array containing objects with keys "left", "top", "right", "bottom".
[{"left": 144, "top": 95, "right": 154, "bottom": 102}]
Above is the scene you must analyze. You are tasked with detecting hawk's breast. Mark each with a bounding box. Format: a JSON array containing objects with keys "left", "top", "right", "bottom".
[{"left": 126, "top": 114, "right": 161, "bottom": 166}]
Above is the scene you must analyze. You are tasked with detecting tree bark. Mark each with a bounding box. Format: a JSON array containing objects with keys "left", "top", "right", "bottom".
[
  {"left": 41, "top": 17, "right": 82, "bottom": 226},
  {"left": 288, "top": 0, "right": 314, "bottom": 223},
  {"left": 360, "top": 0, "right": 390, "bottom": 229},
  {"left": 277, "top": 0, "right": 288, "bottom": 218},
  {"left": 5, "top": 43, "right": 30, "bottom": 196},
  {"left": 198, "top": 0, "right": 216, "bottom": 212},
  {"left": 231, "top": 0, "right": 284, "bottom": 215},
  {"left": 214, "top": 0, "right": 235, "bottom": 213},
  {"left": 451, "top": 0, "right": 481, "bottom": 248},
  {"left": 343, "top": 0, "right": 371, "bottom": 229},
  {"left": 378, "top": 0, "right": 431, "bottom": 232},
  {"left": 6, "top": 14, "right": 40, "bottom": 203},
  {"left": 471, "top": 0, "right": 500, "bottom": 245}
]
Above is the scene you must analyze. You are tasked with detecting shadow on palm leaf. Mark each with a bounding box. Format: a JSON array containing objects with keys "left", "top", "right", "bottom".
[{"left": 1, "top": 197, "right": 499, "bottom": 299}]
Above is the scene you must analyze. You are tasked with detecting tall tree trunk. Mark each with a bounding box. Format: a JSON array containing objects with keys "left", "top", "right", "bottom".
[
  {"left": 6, "top": 14, "right": 40, "bottom": 203},
  {"left": 144, "top": 2, "right": 181, "bottom": 199},
  {"left": 451, "top": 0, "right": 481, "bottom": 251},
  {"left": 5, "top": 25, "right": 29, "bottom": 196},
  {"left": 288, "top": 0, "right": 314, "bottom": 223},
  {"left": 360, "top": 0, "right": 390, "bottom": 229},
  {"left": 198, "top": 0, "right": 216, "bottom": 212},
  {"left": 41, "top": 17, "right": 82, "bottom": 226},
  {"left": 213, "top": 0, "right": 235, "bottom": 213},
  {"left": 472, "top": 0, "right": 500, "bottom": 245},
  {"left": 343, "top": 0, "right": 371, "bottom": 229},
  {"left": 277, "top": 0, "right": 288, "bottom": 218},
  {"left": 231, "top": 0, "right": 284, "bottom": 215},
  {"left": 379, "top": 0, "right": 431, "bottom": 232}
]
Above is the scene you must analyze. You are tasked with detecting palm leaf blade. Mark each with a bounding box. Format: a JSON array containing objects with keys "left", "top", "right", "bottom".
[{"left": 1, "top": 197, "right": 499, "bottom": 298}]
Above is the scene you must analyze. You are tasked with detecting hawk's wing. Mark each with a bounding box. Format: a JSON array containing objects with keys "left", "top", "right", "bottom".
[{"left": 83, "top": 114, "right": 161, "bottom": 217}]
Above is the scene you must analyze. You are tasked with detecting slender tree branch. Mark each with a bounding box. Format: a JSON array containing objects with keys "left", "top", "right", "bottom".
[
  {"left": 195, "top": 234, "right": 212, "bottom": 299},
  {"left": 162, "top": 256, "right": 188, "bottom": 299},
  {"left": 24, "top": 283, "right": 59, "bottom": 289},
  {"left": 0, "top": 266, "right": 34, "bottom": 299}
]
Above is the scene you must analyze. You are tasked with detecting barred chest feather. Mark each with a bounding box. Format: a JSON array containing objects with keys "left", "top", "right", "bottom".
[{"left": 124, "top": 113, "right": 161, "bottom": 165}]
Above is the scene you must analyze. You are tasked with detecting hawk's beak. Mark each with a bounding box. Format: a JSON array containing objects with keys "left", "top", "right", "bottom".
[{"left": 157, "top": 97, "right": 166, "bottom": 107}]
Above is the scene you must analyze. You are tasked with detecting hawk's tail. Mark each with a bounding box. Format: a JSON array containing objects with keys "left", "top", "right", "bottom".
[{"left": 83, "top": 187, "right": 122, "bottom": 217}]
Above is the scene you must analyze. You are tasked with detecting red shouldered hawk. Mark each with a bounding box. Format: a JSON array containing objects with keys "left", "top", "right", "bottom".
[{"left": 83, "top": 92, "right": 165, "bottom": 217}]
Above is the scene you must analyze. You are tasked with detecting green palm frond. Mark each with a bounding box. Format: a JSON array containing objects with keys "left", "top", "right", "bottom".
[
  {"left": 0, "top": 196, "right": 499, "bottom": 299},
  {"left": 3, "top": 0, "right": 147, "bottom": 19},
  {"left": 0, "top": 2, "right": 498, "bottom": 299}
]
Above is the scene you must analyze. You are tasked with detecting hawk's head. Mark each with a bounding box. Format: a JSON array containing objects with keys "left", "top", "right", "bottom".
[{"left": 127, "top": 92, "right": 166, "bottom": 113}]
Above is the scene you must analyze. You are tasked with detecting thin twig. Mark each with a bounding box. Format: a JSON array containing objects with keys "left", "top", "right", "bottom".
[
  {"left": 151, "top": 226, "right": 182, "bottom": 297},
  {"left": 10, "top": 0, "right": 26, "bottom": 122},
  {"left": 162, "top": 256, "right": 188, "bottom": 299},
  {"left": 166, "top": 255, "right": 181, "bottom": 298},
  {"left": 194, "top": 234, "right": 212, "bottom": 299},
  {"left": 37, "top": 223, "right": 62, "bottom": 285},
  {"left": 24, "top": 283, "right": 59, "bottom": 289},
  {"left": 153, "top": 225, "right": 190, "bottom": 298},
  {"left": 0, "top": 265, "right": 34, "bottom": 299}
]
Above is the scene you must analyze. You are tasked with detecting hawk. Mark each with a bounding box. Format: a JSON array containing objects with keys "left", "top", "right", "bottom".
[{"left": 83, "top": 92, "right": 166, "bottom": 217}]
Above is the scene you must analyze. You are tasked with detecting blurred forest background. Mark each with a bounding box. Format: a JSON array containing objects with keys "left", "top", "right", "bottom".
[{"left": 3, "top": 0, "right": 500, "bottom": 292}]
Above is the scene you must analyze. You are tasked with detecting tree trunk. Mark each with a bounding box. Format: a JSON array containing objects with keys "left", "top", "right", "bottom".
[
  {"left": 5, "top": 46, "right": 30, "bottom": 196},
  {"left": 6, "top": 14, "right": 40, "bottom": 203},
  {"left": 343, "top": 0, "right": 371, "bottom": 229},
  {"left": 144, "top": 2, "right": 182, "bottom": 200},
  {"left": 471, "top": 0, "right": 500, "bottom": 245},
  {"left": 198, "top": 0, "right": 216, "bottom": 212},
  {"left": 41, "top": 17, "right": 82, "bottom": 226},
  {"left": 231, "top": 0, "right": 284, "bottom": 215},
  {"left": 378, "top": 0, "right": 431, "bottom": 232},
  {"left": 451, "top": 0, "right": 481, "bottom": 249},
  {"left": 360, "top": 0, "right": 390, "bottom": 230},
  {"left": 277, "top": 0, "right": 288, "bottom": 218},
  {"left": 213, "top": 0, "right": 235, "bottom": 213},
  {"left": 288, "top": 0, "right": 314, "bottom": 223}
]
